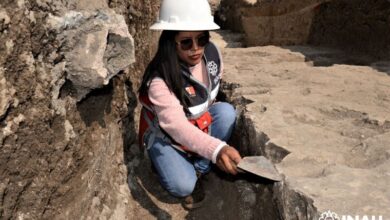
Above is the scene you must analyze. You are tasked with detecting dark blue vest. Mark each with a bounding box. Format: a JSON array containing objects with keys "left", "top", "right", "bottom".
[{"left": 180, "top": 42, "right": 221, "bottom": 119}]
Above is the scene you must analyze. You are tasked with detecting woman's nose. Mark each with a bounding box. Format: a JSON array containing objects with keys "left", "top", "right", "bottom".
[{"left": 191, "top": 39, "right": 199, "bottom": 50}]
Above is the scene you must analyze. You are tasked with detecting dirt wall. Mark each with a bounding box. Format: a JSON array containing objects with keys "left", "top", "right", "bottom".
[
  {"left": 0, "top": 0, "right": 159, "bottom": 219},
  {"left": 217, "top": 0, "right": 390, "bottom": 58},
  {"left": 308, "top": 0, "right": 390, "bottom": 59}
]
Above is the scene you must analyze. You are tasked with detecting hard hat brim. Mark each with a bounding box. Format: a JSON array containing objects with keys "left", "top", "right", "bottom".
[{"left": 150, "top": 21, "right": 220, "bottom": 31}]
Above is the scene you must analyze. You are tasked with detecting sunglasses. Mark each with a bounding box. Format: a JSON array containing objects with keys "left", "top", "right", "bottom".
[{"left": 176, "top": 35, "right": 210, "bottom": 50}]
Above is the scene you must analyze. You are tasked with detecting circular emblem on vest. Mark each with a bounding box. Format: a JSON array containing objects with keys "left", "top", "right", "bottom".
[{"left": 207, "top": 61, "right": 218, "bottom": 76}]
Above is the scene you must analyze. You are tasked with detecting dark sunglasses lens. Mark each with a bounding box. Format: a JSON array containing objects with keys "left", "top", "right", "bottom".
[
  {"left": 197, "top": 35, "right": 209, "bottom": 47},
  {"left": 180, "top": 39, "right": 193, "bottom": 50},
  {"left": 179, "top": 35, "right": 209, "bottom": 50}
]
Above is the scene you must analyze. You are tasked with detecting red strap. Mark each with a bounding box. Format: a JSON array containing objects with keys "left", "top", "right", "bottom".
[
  {"left": 189, "top": 111, "right": 212, "bottom": 132},
  {"left": 138, "top": 94, "right": 155, "bottom": 148},
  {"left": 138, "top": 93, "right": 213, "bottom": 155}
]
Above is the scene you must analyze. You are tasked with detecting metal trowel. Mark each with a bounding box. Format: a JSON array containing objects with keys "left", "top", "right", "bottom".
[{"left": 237, "top": 156, "right": 282, "bottom": 181}]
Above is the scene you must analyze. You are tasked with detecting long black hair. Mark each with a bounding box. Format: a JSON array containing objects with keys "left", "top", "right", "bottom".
[
  {"left": 139, "top": 30, "right": 211, "bottom": 109},
  {"left": 139, "top": 30, "right": 187, "bottom": 108}
]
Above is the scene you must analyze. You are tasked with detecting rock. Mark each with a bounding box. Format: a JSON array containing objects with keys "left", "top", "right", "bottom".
[
  {"left": 47, "top": 10, "right": 135, "bottom": 100},
  {"left": 0, "top": 68, "right": 13, "bottom": 120}
]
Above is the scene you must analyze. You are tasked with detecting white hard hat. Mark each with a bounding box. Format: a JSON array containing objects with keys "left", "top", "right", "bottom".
[{"left": 150, "top": 0, "right": 220, "bottom": 31}]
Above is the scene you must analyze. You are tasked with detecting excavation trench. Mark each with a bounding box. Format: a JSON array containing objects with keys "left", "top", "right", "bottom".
[
  {"left": 3, "top": 0, "right": 389, "bottom": 219},
  {"left": 184, "top": 83, "right": 285, "bottom": 219},
  {"left": 125, "top": 2, "right": 390, "bottom": 217},
  {"left": 126, "top": 82, "right": 316, "bottom": 219}
]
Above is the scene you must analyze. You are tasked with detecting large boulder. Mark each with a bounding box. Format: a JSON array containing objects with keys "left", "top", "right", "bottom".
[{"left": 47, "top": 10, "right": 135, "bottom": 100}]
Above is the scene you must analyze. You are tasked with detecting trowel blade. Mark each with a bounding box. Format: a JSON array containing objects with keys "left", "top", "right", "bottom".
[{"left": 237, "top": 156, "right": 282, "bottom": 181}]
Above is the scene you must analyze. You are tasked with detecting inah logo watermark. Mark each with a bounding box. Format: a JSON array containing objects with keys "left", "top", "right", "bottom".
[
  {"left": 319, "top": 210, "right": 340, "bottom": 220},
  {"left": 319, "top": 210, "right": 383, "bottom": 220}
]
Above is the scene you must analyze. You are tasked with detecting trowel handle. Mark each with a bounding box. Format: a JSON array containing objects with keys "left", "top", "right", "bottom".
[
  {"left": 230, "top": 160, "right": 245, "bottom": 173},
  {"left": 237, "top": 167, "right": 245, "bottom": 173}
]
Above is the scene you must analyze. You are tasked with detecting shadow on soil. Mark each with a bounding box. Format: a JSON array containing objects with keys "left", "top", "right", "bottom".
[
  {"left": 121, "top": 79, "right": 175, "bottom": 219},
  {"left": 185, "top": 168, "right": 280, "bottom": 220},
  {"left": 282, "top": 45, "right": 390, "bottom": 77}
]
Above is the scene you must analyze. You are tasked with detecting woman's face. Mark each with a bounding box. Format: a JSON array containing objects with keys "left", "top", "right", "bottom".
[{"left": 175, "top": 31, "right": 208, "bottom": 66}]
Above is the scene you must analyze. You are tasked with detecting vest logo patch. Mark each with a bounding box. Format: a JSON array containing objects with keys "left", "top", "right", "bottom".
[
  {"left": 185, "top": 86, "right": 196, "bottom": 97},
  {"left": 207, "top": 61, "right": 218, "bottom": 76}
]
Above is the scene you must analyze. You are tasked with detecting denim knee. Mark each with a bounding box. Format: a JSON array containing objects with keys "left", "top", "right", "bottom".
[
  {"left": 166, "top": 177, "right": 196, "bottom": 197},
  {"left": 221, "top": 102, "right": 236, "bottom": 125},
  {"left": 213, "top": 102, "right": 236, "bottom": 128}
]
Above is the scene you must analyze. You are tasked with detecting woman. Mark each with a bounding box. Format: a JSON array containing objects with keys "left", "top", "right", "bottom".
[{"left": 138, "top": 0, "right": 242, "bottom": 209}]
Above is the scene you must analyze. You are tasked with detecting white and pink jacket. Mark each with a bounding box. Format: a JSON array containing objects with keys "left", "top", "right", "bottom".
[{"left": 139, "top": 42, "right": 226, "bottom": 163}]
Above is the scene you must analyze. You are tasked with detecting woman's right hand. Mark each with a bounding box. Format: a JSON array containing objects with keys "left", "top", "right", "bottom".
[{"left": 216, "top": 145, "right": 242, "bottom": 175}]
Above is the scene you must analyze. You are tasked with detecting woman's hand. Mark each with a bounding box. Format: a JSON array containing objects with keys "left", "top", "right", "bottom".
[{"left": 216, "top": 145, "right": 242, "bottom": 175}]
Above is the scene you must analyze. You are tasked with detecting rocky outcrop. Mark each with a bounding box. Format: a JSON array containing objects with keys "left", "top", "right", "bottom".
[
  {"left": 47, "top": 10, "right": 135, "bottom": 100},
  {"left": 0, "top": 0, "right": 160, "bottom": 219}
]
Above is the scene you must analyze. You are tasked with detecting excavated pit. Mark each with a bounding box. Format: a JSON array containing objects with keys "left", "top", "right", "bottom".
[
  {"left": 185, "top": 86, "right": 285, "bottom": 219},
  {"left": 126, "top": 85, "right": 287, "bottom": 219},
  {"left": 1, "top": 0, "right": 389, "bottom": 219}
]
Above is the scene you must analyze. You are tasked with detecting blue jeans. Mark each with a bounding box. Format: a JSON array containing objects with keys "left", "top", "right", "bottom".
[{"left": 146, "top": 102, "right": 236, "bottom": 197}]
